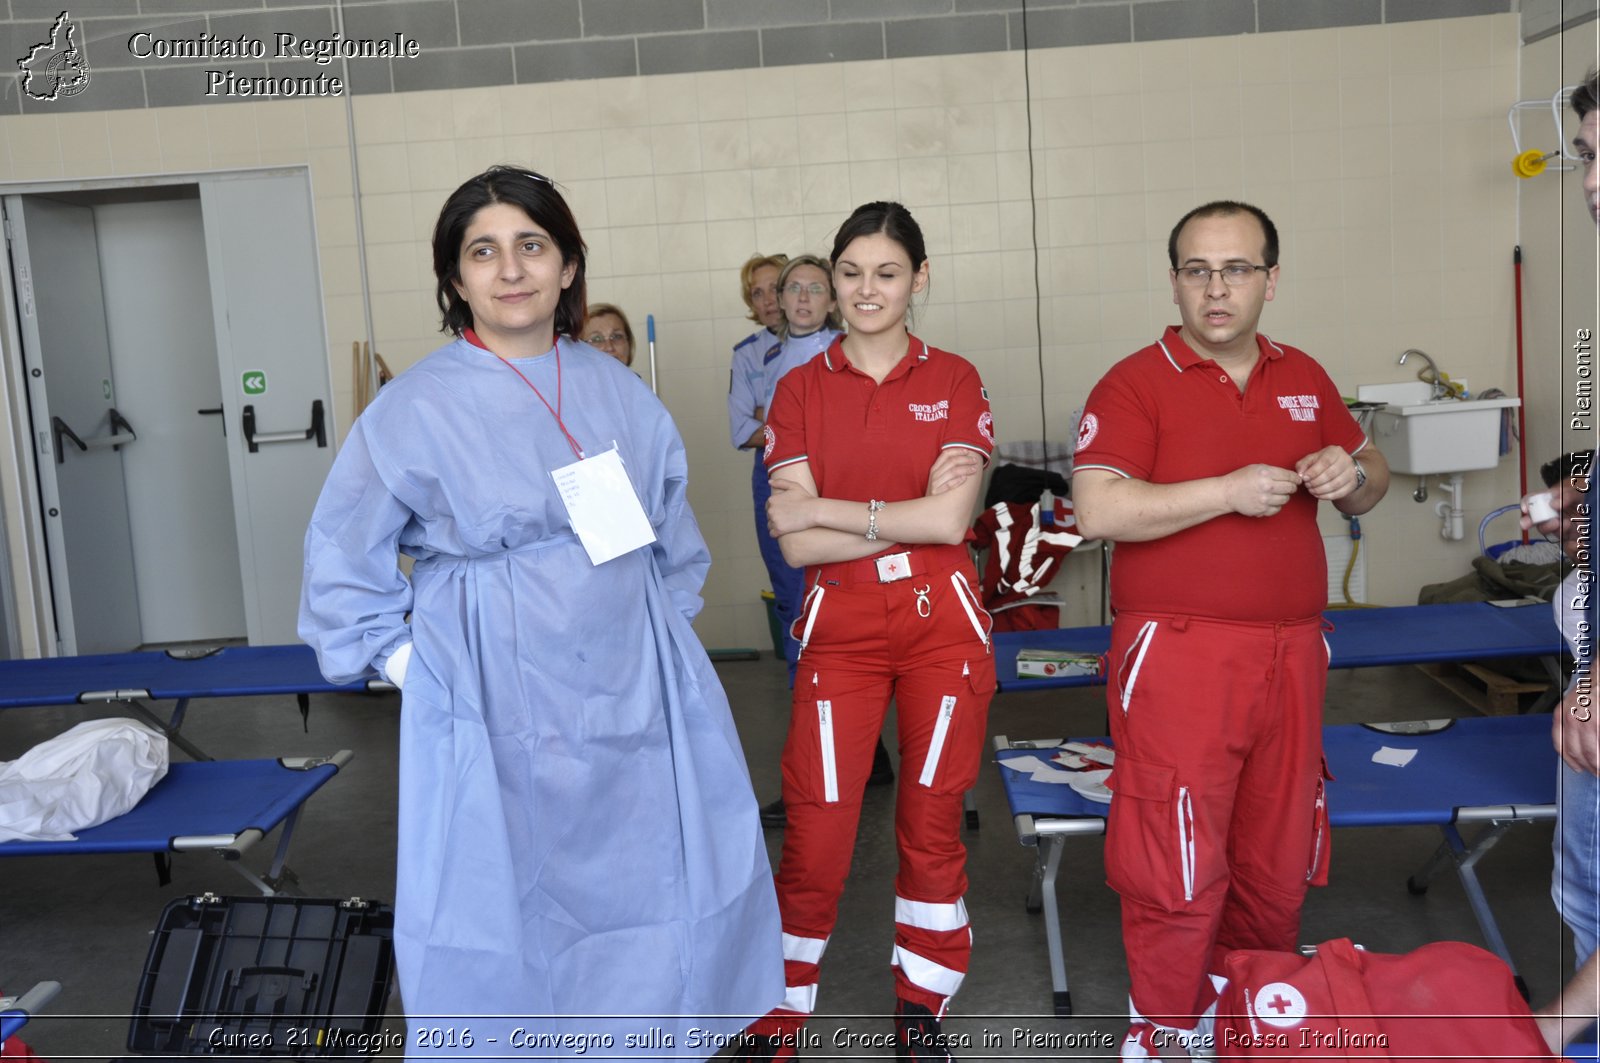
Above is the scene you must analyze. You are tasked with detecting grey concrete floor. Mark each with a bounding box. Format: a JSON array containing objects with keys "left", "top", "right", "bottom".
[{"left": 2, "top": 650, "right": 1577, "bottom": 1060}]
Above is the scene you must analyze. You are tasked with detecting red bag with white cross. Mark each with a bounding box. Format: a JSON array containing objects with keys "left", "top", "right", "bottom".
[{"left": 1214, "top": 938, "right": 1557, "bottom": 1061}]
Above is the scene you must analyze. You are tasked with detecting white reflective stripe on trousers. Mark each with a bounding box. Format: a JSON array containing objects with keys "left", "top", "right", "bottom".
[
  {"left": 780, "top": 983, "right": 818, "bottom": 1014},
  {"left": 794, "top": 584, "right": 826, "bottom": 657},
  {"left": 1177, "top": 786, "right": 1195, "bottom": 903},
  {"left": 817, "top": 699, "right": 838, "bottom": 803},
  {"left": 950, "top": 571, "right": 990, "bottom": 648},
  {"left": 781, "top": 931, "right": 828, "bottom": 965},
  {"left": 894, "top": 895, "right": 969, "bottom": 932},
  {"left": 1120, "top": 620, "right": 1157, "bottom": 712},
  {"left": 918, "top": 695, "right": 958, "bottom": 787},
  {"left": 891, "top": 943, "right": 967, "bottom": 997}
]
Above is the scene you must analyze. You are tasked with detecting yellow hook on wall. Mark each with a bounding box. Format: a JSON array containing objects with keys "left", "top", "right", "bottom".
[{"left": 1511, "top": 148, "right": 1560, "bottom": 178}]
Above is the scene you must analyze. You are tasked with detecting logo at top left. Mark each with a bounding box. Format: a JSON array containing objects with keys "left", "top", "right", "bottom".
[{"left": 18, "top": 11, "right": 91, "bottom": 102}]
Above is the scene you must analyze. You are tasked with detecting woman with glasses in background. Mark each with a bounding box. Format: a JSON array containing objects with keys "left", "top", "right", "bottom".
[
  {"left": 729, "top": 254, "right": 796, "bottom": 711},
  {"left": 754, "top": 254, "right": 893, "bottom": 830},
  {"left": 582, "top": 302, "right": 635, "bottom": 367},
  {"left": 761, "top": 254, "right": 843, "bottom": 397},
  {"left": 299, "top": 165, "right": 781, "bottom": 1056}
]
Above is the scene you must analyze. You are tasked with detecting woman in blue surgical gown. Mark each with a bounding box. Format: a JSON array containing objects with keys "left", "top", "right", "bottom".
[{"left": 298, "top": 166, "right": 782, "bottom": 1057}]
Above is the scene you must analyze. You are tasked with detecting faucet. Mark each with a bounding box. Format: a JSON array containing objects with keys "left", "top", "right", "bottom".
[{"left": 1398, "top": 348, "right": 1450, "bottom": 400}]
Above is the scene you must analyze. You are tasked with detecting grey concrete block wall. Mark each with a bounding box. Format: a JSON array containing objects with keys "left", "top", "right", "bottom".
[
  {"left": 762, "top": 22, "right": 886, "bottom": 67},
  {"left": 393, "top": 43, "right": 514, "bottom": 91},
  {"left": 1387, "top": 0, "right": 1515, "bottom": 24},
  {"left": 1257, "top": 0, "right": 1385, "bottom": 33},
  {"left": 1010, "top": 5, "right": 1132, "bottom": 49},
  {"left": 458, "top": 0, "right": 581, "bottom": 46},
  {"left": 1132, "top": 0, "right": 1257, "bottom": 42},
  {"left": 707, "top": 0, "right": 830, "bottom": 32},
  {"left": 0, "top": 0, "right": 1562, "bottom": 111},
  {"left": 885, "top": 12, "right": 1010, "bottom": 58},
  {"left": 1521, "top": 0, "right": 1598, "bottom": 41},
  {"left": 636, "top": 28, "right": 757, "bottom": 75}
]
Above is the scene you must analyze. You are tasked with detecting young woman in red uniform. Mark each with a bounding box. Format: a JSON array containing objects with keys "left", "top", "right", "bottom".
[{"left": 736, "top": 202, "right": 993, "bottom": 1061}]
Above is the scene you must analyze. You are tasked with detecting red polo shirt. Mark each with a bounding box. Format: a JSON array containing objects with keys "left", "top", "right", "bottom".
[
  {"left": 1074, "top": 326, "right": 1368, "bottom": 622},
  {"left": 765, "top": 332, "right": 994, "bottom": 507}
]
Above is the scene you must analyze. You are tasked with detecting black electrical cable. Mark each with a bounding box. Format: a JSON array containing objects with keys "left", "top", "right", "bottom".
[{"left": 1017, "top": 0, "right": 1048, "bottom": 452}]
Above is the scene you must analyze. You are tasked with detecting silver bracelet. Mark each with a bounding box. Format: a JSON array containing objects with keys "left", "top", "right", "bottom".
[{"left": 866, "top": 499, "right": 885, "bottom": 541}]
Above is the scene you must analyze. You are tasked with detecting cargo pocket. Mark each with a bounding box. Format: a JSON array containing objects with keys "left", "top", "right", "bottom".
[
  {"left": 1306, "top": 757, "right": 1333, "bottom": 886},
  {"left": 1105, "top": 753, "right": 1194, "bottom": 912},
  {"left": 787, "top": 670, "right": 843, "bottom": 805},
  {"left": 915, "top": 663, "right": 995, "bottom": 794}
]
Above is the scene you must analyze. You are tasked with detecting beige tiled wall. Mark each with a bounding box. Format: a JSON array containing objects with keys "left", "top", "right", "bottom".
[
  {"left": 1517, "top": 29, "right": 1600, "bottom": 504},
  {"left": 0, "top": 13, "right": 1552, "bottom": 650}
]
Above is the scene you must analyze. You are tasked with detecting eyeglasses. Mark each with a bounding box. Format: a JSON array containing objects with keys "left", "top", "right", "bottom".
[
  {"left": 784, "top": 282, "right": 829, "bottom": 297},
  {"left": 1173, "top": 264, "right": 1270, "bottom": 287},
  {"left": 586, "top": 331, "right": 628, "bottom": 348}
]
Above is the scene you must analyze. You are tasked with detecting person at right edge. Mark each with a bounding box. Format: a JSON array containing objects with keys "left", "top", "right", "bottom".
[
  {"left": 1531, "top": 68, "right": 1600, "bottom": 1055},
  {"left": 1072, "top": 200, "right": 1390, "bottom": 1060}
]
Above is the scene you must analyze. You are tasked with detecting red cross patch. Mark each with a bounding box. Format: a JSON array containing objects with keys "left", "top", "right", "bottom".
[
  {"left": 1253, "top": 981, "right": 1307, "bottom": 1028},
  {"left": 1076, "top": 412, "right": 1099, "bottom": 453}
]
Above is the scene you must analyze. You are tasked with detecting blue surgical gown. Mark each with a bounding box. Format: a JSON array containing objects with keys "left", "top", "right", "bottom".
[{"left": 299, "top": 336, "right": 782, "bottom": 1058}]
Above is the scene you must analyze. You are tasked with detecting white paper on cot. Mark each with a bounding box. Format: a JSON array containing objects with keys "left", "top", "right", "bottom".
[
  {"left": 1372, "top": 746, "right": 1417, "bottom": 768},
  {"left": 551, "top": 448, "right": 658, "bottom": 565},
  {"left": 1000, "top": 755, "right": 1054, "bottom": 775}
]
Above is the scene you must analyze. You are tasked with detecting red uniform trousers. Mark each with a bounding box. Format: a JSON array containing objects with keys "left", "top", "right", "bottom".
[
  {"left": 1104, "top": 611, "right": 1331, "bottom": 1031},
  {"left": 753, "top": 549, "right": 996, "bottom": 1031}
]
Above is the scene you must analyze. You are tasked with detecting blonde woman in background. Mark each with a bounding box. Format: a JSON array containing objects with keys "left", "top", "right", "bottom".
[{"left": 582, "top": 302, "right": 635, "bottom": 366}]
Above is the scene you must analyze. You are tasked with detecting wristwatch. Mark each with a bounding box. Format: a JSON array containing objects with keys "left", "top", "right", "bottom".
[{"left": 1353, "top": 461, "right": 1367, "bottom": 491}]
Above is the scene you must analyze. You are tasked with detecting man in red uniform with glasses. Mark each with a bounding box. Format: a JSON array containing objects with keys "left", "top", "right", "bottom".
[{"left": 1072, "top": 200, "right": 1390, "bottom": 1060}]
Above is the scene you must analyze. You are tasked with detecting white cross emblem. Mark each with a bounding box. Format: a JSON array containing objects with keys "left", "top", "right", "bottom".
[{"left": 1254, "top": 982, "right": 1307, "bottom": 1028}]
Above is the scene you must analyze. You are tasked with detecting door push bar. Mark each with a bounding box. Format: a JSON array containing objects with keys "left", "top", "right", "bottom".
[
  {"left": 243, "top": 399, "right": 326, "bottom": 454},
  {"left": 50, "top": 408, "right": 137, "bottom": 464}
]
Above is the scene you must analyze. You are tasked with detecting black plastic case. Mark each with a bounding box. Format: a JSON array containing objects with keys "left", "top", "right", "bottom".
[{"left": 127, "top": 894, "right": 396, "bottom": 1057}]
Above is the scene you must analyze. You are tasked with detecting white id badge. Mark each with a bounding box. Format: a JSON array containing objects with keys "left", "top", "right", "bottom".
[{"left": 551, "top": 447, "right": 658, "bottom": 565}]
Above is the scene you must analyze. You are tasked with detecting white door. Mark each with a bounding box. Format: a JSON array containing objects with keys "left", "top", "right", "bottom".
[
  {"left": 200, "top": 172, "right": 334, "bottom": 646},
  {"left": 96, "top": 196, "right": 247, "bottom": 645},
  {"left": 4, "top": 195, "right": 141, "bottom": 655}
]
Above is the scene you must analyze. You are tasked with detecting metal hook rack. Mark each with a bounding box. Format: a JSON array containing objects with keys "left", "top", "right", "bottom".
[{"left": 1506, "top": 85, "right": 1580, "bottom": 177}]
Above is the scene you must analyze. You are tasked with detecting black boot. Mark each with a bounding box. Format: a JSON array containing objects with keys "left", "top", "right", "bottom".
[
  {"left": 895, "top": 1000, "right": 957, "bottom": 1062},
  {"left": 759, "top": 796, "right": 786, "bottom": 828},
  {"left": 868, "top": 737, "right": 895, "bottom": 786}
]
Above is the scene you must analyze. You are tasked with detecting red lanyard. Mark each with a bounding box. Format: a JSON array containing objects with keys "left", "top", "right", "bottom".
[{"left": 465, "top": 329, "right": 585, "bottom": 460}]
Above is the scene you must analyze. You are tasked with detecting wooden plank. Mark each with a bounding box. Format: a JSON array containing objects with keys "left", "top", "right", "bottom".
[{"left": 1416, "top": 661, "right": 1551, "bottom": 715}]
